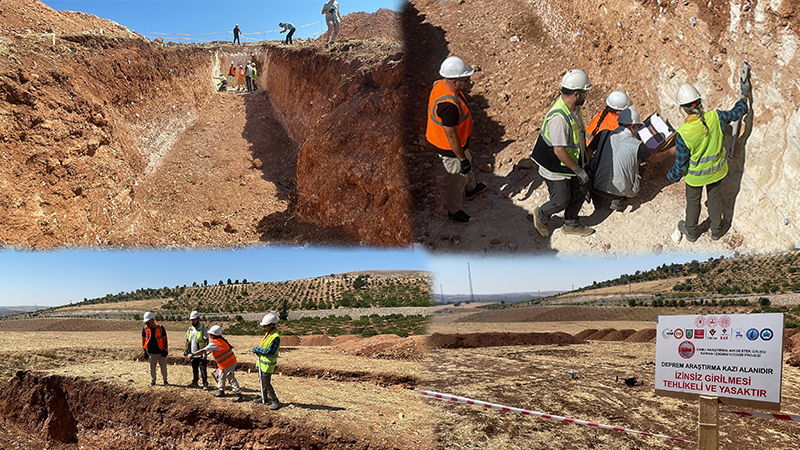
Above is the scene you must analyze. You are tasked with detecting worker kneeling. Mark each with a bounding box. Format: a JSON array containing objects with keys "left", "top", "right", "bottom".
[
  {"left": 186, "top": 325, "right": 244, "bottom": 402},
  {"left": 251, "top": 313, "right": 282, "bottom": 410},
  {"left": 588, "top": 107, "right": 675, "bottom": 212}
]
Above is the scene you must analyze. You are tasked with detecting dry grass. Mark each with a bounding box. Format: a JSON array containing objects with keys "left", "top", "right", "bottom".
[
  {"left": 557, "top": 276, "right": 696, "bottom": 298},
  {"left": 55, "top": 297, "right": 168, "bottom": 312}
]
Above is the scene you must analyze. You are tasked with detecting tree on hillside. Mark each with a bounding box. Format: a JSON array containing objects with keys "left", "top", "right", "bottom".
[{"left": 279, "top": 298, "right": 289, "bottom": 321}]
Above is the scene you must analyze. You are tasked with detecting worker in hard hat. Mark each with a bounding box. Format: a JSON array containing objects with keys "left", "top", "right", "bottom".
[
  {"left": 236, "top": 63, "right": 245, "bottom": 91},
  {"left": 184, "top": 311, "right": 210, "bottom": 390},
  {"left": 321, "top": 0, "right": 342, "bottom": 44},
  {"left": 186, "top": 325, "right": 245, "bottom": 402},
  {"left": 251, "top": 313, "right": 282, "bottom": 410},
  {"left": 279, "top": 22, "right": 296, "bottom": 45},
  {"left": 245, "top": 61, "right": 254, "bottom": 92},
  {"left": 586, "top": 90, "right": 632, "bottom": 142},
  {"left": 531, "top": 69, "right": 594, "bottom": 237},
  {"left": 233, "top": 24, "right": 242, "bottom": 45},
  {"left": 667, "top": 80, "right": 749, "bottom": 242},
  {"left": 216, "top": 73, "right": 229, "bottom": 92},
  {"left": 426, "top": 56, "right": 487, "bottom": 224},
  {"left": 588, "top": 107, "right": 676, "bottom": 212},
  {"left": 141, "top": 311, "right": 169, "bottom": 386},
  {"left": 227, "top": 61, "right": 236, "bottom": 88}
]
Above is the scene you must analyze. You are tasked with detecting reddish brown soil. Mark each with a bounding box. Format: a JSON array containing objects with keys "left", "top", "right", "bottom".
[
  {"left": 601, "top": 329, "right": 637, "bottom": 341},
  {"left": 624, "top": 328, "right": 657, "bottom": 343},
  {"left": 586, "top": 328, "right": 617, "bottom": 340},
  {"left": 428, "top": 332, "right": 583, "bottom": 349},
  {"left": 338, "top": 9, "right": 402, "bottom": 42},
  {"left": 300, "top": 334, "right": 332, "bottom": 346},
  {"left": 337, "top": 334, "right": 428, "bottom": 361},
  {"left": 281, "top": 335, "right": 301, "bottom": 346},
  {"left": 0, "top": 371, "right": 415, "bottom": 450},
  {"left": 573, "top": 329, "right": 598, "bottom": 340}
]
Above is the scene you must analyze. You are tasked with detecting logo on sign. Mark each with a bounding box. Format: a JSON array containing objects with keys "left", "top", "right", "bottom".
[
  {"left": 678, "top": 341, "right": 696, "bottom": 359},
  {"left": 695, "top": 316, "right": 706, "bottom": 328},
  {"left": 686, "top": 329, "right": 693, "bottom": 339},
  {"left": 708, "top": 316, "right": 718, "bottom": 328},
  {"left": 694, "top": 329, "right": 705, "bottom": 339},
  {"left": 746, "top": 328, "right": 760, "bottom": 341},
  {"left": 734, "top": 329, "right": 745, "bottom": 340},
  {"left": 720, "top": 328, "right": 729, "bottom": 340},
  {"left": 674, "top": 329, "right": 684, "bottom": 339},
  {"left": 761, "top": 328, "right": 774, "bottom": 341},
  {"left": 719, "top": 316, "right": 731, "bottom": 328},
  {"left": 662, "top": 329, "right": 674, "bottom": 339},
  {"left": 709, "top": 329, "right": 716, "bottom": 336}
]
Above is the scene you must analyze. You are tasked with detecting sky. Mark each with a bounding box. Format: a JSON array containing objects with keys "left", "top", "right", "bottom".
[
  {"left": 0, "top": 246, "right": 428, "bottom": 307},
  {"left": 41, "top": 0, "right": 404, "bottom": 42},
  {"left": 429, "top": 252, "right": 719, "bottom": 296}
]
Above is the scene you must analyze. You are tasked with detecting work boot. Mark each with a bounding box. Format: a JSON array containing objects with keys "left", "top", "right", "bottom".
[
  {"left": 187, "top": 382, "right": 199, "bottom": 389},
  {"left": 465, "top": 182, "right": 487, "bottom": 200},
  {"left": 214, "top": 389, "right": 226, "bottom": 398},
  {"left": 530, "top": 206, "right": 550, "bottom": 238},
  {"left": 269, "top": 401, "right": 282, "bottom": 410},
  {"left": 252, "top": 397, "right": 266, "bottom": 404},
  {"left": 448, "top": 210, "right": 475, "bottom": 224},
  {"left": 677, "top": 220, "right": 698, "bottom": 243},
  {"left": 561, "top": 224, "right": 595, "bottom": 237},
  {"left": 163, "top": 380, "right": 169, "bottom": 386},
  {"left": 203, "top": 383, "right": 211, "bottom": 391},
  {"left": 609, "top": 199, "right": 626, "bottom": 212},
  {"left": 231, "top": 394, "right": 245, "bottom": 403},
  {"left": 149, "top": 381, "right": 156, "bottom": 387}
]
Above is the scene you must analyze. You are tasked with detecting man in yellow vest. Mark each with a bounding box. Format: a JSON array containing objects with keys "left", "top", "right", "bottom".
[
  {"left": 531, "top": 69, "right": 595, "bottom": 237},
  {"left": 184, "top": 311, "right": 210, "bottom": 390},
  {"left": 141, "top": 311, "right": 169, "bottom": 386},
  {"left": 187, "top": 325, "right": 244, "bottom": 402},
  {"left": 251, "top": 313, "right": 282, "bottom": 410},
  {"left": 667, "top": 81, "right": 749, "bottom": 242},
  {"left": 426, "top": 56, "right": 487, "bottom": 224}
]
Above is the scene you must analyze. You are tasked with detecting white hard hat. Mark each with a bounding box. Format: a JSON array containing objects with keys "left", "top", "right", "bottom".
[
  {"left": 230, "top": 61, "right": 234, "bottom": 64},
  {"left": 606, "top": 90, "right": 631, "bottom": 110},
  {"left": 439, "top": 56, "right": 474, "bottom": 79},
  {"left": 208, "top": 325, "right": 223, "bottom": 336},
  {"left": 617, "top": 107, "right": 643, "bottom": 126},
  {"left": 676, "top": 83, "right": 702, "bottom": 106},
  {"left": 247, "top": 60, "right": 251, "bottom": 64},
  {"left": 143, "top": 311, "right": 155, "bottom": 323},
  {"left": 260, "top": 313, "right": 279, "bottom": 326},
  {"left": 561, "top": 69, "right": 592, "bottom": 91},
  {"left": 189, "top": 311, "right": 200, "bottom": 320}
]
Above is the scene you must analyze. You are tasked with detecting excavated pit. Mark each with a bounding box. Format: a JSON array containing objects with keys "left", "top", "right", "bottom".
[{"left": 0, "top": 1, "right": 411, "bottom": 247}]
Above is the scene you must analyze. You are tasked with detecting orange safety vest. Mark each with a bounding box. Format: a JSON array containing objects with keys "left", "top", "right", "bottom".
[
  {"left": 425, "top": 79, "right": 473, "bottom": 151},
  {"left": 210, "top": 336, "right": 237, "bottom": 370},
  {"left": 229, "top": 65, "right": 236, "bottom": 76},
  {"left": 143, "top": 324, "right": 167, "bottom": 351},
  {"left": 237, "top": 69, "right": 245, "bottom": 81},
  {"left": 586, "top": 108, "right": 620, "bottom": 143}
]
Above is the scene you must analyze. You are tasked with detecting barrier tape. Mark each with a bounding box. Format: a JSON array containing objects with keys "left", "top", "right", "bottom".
[
  {"left": 84, "top": 411, "right": 181, "bottom": 448},
  {"left": 722, "top": 410, "right": 800, "bottom": 422},
  {"left": 420, "top": 390, "right": 696, "bottom": 444}
]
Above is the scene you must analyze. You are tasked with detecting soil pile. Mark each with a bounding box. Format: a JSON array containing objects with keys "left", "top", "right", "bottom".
[
  {"left": 625, "top": 329, "right": 657, "bottom": 343},
  {"left": 428, "top": 332, "right": 583, "bottom": 349},
  {"left": 573, "top": 329, "right": 598, "bottom": 340},
  {"left": 338, "top": 9, "right": 401, "bottom": 42},
  {"left": 300, "top": 334, "right": 332, "bottom": 346},
  {"left": 0, "top": 0, "right": 138, "bottom": 37},
  {"left": 336, "top": 334, "right": 428, "bottom": 360},
  {"left": 601, "top": 329, "right": 637, "bottom": 341},
  {"left": 586, "top": 328, "right": 617, "bottom": 340},
  {"left": 282, "top": 335, "right": 301, "bottom": 346}
]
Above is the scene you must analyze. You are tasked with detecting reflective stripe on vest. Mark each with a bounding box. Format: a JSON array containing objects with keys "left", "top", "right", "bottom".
[
  {"left": 210, "top": 337, "right": 237, "bottom": 370},
  {"left": 425, "top": 79, "right": 473, "bottom": 150},
  {"left": 531, "top": 97, "right": 584, "bottom": 176},
  {"left": 143, "top": 324, "right": 167, "bottom": 351},
  {"left": 677, "top": 110, "right": 727, "bottom": 187},
  {"left": 229, "top": 66, "right": 236, "bottom": 76},
  {"left": 258, "top": 331, "right": 280, "bottom": 373}
]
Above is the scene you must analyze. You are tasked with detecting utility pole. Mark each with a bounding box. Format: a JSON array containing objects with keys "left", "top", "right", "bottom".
[
  {"left": 440, "top": 284, "right": 444, "bottom": 303},
  {"left": 467, "top": 262, "right": 475, "bottom": 303}
]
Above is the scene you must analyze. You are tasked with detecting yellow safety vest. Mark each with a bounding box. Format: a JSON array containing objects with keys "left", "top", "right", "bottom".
[
  {"left": 677, "top": 110, "right": 727, "bottom": 187},
  {"left": 532, "top": 97, "right": 585, "bottom": 176},
  {"left": 258, "top": 331, "right": 280, "bottom": 374}
]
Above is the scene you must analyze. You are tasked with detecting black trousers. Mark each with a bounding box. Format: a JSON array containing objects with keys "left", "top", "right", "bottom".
[
  {"left": 285, "top": 29, "right": 295, "bottom": 44},
  {"left": 233, "top": 35, "right": 240, "bottom": 44},
  {"left": 540, "top": 176, "right": 585, "bottom": 227},
  {"left": 685, "top": 179, "right": 724, "bottom": 238},
  {"left": 245, "top": 77, "right": 252, "bottom": 92},
  {"left": 191, "top": 357, "right": 208, "bottom": 385}
]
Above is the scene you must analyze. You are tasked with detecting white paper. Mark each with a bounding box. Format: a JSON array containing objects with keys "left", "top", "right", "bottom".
[{"left": 638, "top": 113, "right": 673, "bottom": 150}]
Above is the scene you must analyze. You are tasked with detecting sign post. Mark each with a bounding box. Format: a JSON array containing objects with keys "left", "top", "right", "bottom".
[{"left": 698, "top": 396, "right": 719, "bottom": 450}]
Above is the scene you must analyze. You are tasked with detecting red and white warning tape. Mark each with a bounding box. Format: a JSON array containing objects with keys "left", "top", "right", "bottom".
[
  {"left": 722, "top": 410, "right": 800, "bottom": 422},
  {"left": 420, "top": 390, "right": 696, "bottom": 444}
]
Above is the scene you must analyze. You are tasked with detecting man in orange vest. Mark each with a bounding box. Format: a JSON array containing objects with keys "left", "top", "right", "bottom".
[
  {"left": 227, "top": 61, "right": 236, "bottom": 89},
  {"left": 141, "top": 311, "right": 169, "bottom": 386},
  {"left": 585, "top": 90, "right": 631, "bottom": 142},
  {"left": 187, "top": 325, "right": 244, "bottom": 402},
  {"left": 426, "top": 56, "right": 487, "bottom": 224}
]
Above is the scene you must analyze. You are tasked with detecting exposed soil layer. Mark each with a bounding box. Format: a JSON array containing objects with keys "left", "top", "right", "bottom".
[
  {"left": 428, "top": 332, "right": 583, "bottom": 349},
  {"left": 0, "top": 371, "right": 418, "bottom": 450}
]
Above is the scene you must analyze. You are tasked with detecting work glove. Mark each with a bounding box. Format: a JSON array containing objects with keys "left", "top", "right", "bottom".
[
  {"left": 183, "top": 350, "right": 190, "bottom": 357},
  {"left": 459, "top": 158, "right": 471, "bottom": 175},
  {"left": 739, "top": 78, "right": 751, "bottom": 97},
  {"left": 574, "top": 167, "right": 590, "bottom": 186},
  {"left": 161, "top": 350, "right": 168, "bottom": 358},
  {"left": 143, "top": 350, "right": 149, "bottom": 360}
]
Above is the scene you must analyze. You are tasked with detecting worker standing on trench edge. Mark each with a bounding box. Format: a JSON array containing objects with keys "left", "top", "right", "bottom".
[
  {"left": 585, "top": 90, "right": 632, "bottom": 143},
  {"left": 279, "top": 22, "right": 296, "bottom": 45},
  {"left": 531, "top": 69, "right": 595, "bottom": 238},
  {"left": 251, "top": 313, "right": 282, "bottom": 410},
  {"left": 321, "top": 0, "right": 342, "bottom": 44},
  {"left": 142, "top": 311, "right": 169, "bottom": 387},
  {"left": 233, "top": 24, "right": 242, "bottom": 45},
  {"left": 426, "top": 56, "right": 487, "bottom": 224},
  {"left": 186, "top": 325, "right": 245, "bottom": 402},
  {"left": 668, "top": 79, "right": 750, "bottom": 242},
  {"left": 588, "top": 107, "right": 676, "bottom": 213},
  {"left": 184, "top": 311, "right": 210, "bottom": 390}
]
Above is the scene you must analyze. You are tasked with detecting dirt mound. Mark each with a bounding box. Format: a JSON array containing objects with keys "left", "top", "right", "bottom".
[
  {"left": 625, "top": 329, "right": 657, "bottom": 343},
  {"left": 600, "top": 329, "right": 637, "bottom": 341},
  {"left": 300, "top": 334, "right": 332, "bottom": 346},
  {"left": 428, "top": 332, "right": 583, "bottom": 349},
  {"left": 281, "top": 335, "right": 301, "bottom": 346},
  {"left": 331, "top": 334, "right": 363, "bottom": 345},
  {"left": 335, "top": 334, "right": 428, "bottom": 360},
  {"left": 338, "top": 9, "right": 401, "bottom": 42},
  {"left": 0, "top": 0, "right": 139, "bottom": 38},
  {"left": 573, "top": 329, "right": 598, "bottom": 340},
  {"left": 586, "top": 329, "right": 617, "bottom": 340}
]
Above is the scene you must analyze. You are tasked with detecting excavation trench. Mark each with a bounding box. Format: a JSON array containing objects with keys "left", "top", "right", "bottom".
[
  {"left": 0, "top": 370, "right": 411, "bottom": 450},
  {"left": 1, "top": 29, "right": 409, "bottom": 247}
]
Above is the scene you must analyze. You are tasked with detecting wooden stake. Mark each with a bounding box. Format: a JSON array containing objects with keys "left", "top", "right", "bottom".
[{"left": 699, "top": 395, "right": 719, "bottom": 450}]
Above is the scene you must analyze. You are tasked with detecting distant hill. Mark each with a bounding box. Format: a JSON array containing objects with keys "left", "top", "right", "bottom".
[{"left": 0, "top": 306, "right": 41, "bottom": 316}]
